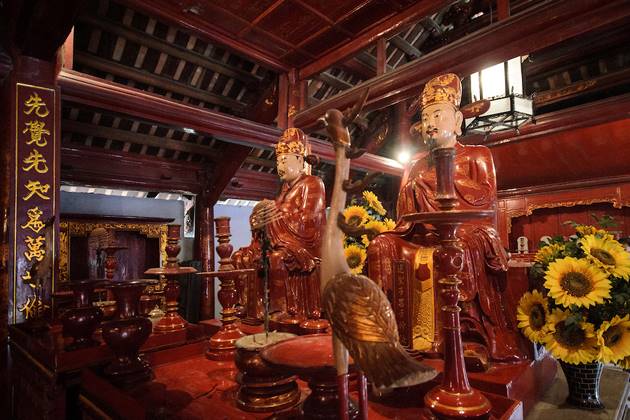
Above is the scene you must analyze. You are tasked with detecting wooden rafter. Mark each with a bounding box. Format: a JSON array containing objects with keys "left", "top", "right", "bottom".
[
  {"left": 315, "top": 72, "right": 354, "bottom": 91},
  {"left": 299, "top": 0, "right": 452, "bottom": 79},
  {"left": 77, "top": 15, "right": 262, "bottom": 86},
  {"left": 116, "top": 0, "right": 289, "bottom": 71},
  {"left": 389, "top": 35, "right": 422, "bottom": 59},
  {"left": 62, "top": 120, "right": 220, "bottom": 160},
  {"left": 74, "top": 51, "right": 248, "bottom": 113}
]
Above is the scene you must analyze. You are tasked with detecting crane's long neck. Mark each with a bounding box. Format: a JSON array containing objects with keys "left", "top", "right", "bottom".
[{"left": 321, "top": 144, "right": 351, "bottom": 292}]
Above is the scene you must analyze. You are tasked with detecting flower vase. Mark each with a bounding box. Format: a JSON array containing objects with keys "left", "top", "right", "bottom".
[{"left": 559, "top": 361, "right": 604, "bottom": 410}]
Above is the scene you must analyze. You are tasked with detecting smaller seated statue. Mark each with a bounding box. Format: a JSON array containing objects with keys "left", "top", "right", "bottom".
[
  {"left": 367, "top": 74, "right": 529, "bottom": 366},
  {"left": 233, "top": 128, "right": 327, "bottom": 333}
]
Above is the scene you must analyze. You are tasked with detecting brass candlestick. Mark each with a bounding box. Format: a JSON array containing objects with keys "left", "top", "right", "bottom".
[
  {"left": 144, "top": 225, "right": 196, "bottom": 333},
  {"left": 199, "top": 217, "right": 250, "bottom": 360}
]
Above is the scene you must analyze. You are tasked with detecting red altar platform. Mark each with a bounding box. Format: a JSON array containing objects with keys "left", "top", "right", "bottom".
[
  {"left": 79, "top": 339, "right": 523, "bottom": 420},
  {"left": 10, "top": 319, "right": 552, "bottom": 419}
]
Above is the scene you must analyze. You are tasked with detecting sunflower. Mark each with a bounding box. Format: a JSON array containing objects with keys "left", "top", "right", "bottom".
[
  {"left": 344, "top": 244, "right": 367, "bottom": 274},
  {"left": 365, "top": 220, "right": 387, "bottom": 237},
  {"left": 361, "top": 234, "right": 370, "bottom": 247},
  {"left": 534, "top": 243, "right": 565, "bottom": 265},
  {"left": 580, "top": 234, "right": 630, "bottom": 280},
  {"left": 383, "top": 218, "right": 396, "bottom": 231},
  {"left": 343, "top": 205, "right": 369, "bottom": 227},
  {"left": 544, "top": 257, "right": 611, "bottom": 308},
  {"left": 543, "top": 309, "right": 599, "bottom": 364},
  {"left": 516, "top": 290, "right": 550, "bottom": 343},
  {"left": 362, "top": 191, "right": 386, "bottom": 216},
  {"left": 575, "top": 225, "right": 611, "bottom": 239},
  {"left": 597, "top": 315, "right": 630, "bottom": 363}
]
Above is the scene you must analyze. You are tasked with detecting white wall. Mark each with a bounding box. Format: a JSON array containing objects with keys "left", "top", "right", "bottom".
[
  {"left": 60, "top": 191, "right": 192, "bottom": 259},
  {"left": 211, "top": 203, "right": 254, "bottom": 318}
]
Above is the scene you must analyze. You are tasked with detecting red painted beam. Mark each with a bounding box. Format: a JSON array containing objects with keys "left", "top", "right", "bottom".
[
  {"left": 294, "top": 0, "right": 630, "bottom": 132},
  {"left": 58, "top": 70, "right": 403, "bottom": 176},
  {"left": 61, "top": 145, "right": 205, "bottom": 193},
  {"left": 222, "top": 168, "right": 279, "bottom": 201}
]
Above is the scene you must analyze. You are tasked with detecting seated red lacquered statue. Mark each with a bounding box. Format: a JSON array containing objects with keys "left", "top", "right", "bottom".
[
  {"left": 367, "top": 74, "right": 528, "bottom": 364},
  {"left": 233, "top": 128, "right": 327, "bottom": 332}
]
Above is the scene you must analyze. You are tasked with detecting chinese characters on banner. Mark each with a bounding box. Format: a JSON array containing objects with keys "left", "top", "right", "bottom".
[{"left": 13, "top": 83, "right": 56, "bottom": 322}]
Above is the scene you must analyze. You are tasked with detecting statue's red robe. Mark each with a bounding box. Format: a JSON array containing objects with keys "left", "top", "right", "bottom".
[{"left": 368, "top": 143, "right": 528, "bottom": 362}]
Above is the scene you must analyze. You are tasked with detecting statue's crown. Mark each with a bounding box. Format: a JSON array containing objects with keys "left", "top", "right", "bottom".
[
  {"left": 420, "top": 73, "right": 462, "bottom": 110},
  {"left": 275, "top": 128, "right": 307, "bottom": 156}
]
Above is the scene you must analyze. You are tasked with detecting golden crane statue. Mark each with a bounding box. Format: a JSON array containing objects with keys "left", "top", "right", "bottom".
[{"left": 318, "top": 91, "right": 437, "bottom": 418}]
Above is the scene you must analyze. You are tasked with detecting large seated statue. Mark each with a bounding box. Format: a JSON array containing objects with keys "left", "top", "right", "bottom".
[
  {"left": 233, "top": 128, "right": 327, "bottom": 332},
  {"left": 367, "top": 74, "right": 528, "bottom": 364}
]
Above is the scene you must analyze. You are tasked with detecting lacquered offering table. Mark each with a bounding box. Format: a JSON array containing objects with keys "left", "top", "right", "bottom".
[{"left": 261, "top": 334, "right": 360, "bottom": 420}]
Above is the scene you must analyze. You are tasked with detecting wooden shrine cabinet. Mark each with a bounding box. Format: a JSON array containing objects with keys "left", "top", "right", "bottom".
[{"left": 498, "top": 184, "right": 630, "bottom": 252}]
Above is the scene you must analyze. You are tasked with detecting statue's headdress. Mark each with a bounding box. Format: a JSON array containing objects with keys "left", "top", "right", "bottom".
[
  {"left": 275, "top": 128, "right": 307, "bottom": 156},
  {"left": 420, "top": 73, "right": 462, "bottom": 111}
]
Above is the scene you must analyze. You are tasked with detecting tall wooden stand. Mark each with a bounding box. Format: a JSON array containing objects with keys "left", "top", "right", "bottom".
[
  {"left": 199, "top": 217, "right": 250, "bottom": 360},
  {"left": 145, "top": 225, "right": 196, "bottom": 333},
  {"left": 403, "top": 148, "right": 492, "bottom": 419}
]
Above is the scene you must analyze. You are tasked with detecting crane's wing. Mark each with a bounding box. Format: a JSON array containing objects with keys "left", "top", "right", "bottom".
[
  {"left": 323, "top": 273, "right": 399, "bottom": 344},
  {"left": 322, "top": 273, "right": 437, "bottom": 388}
]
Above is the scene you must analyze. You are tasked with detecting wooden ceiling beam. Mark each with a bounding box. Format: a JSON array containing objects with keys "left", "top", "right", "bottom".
[
  {"left": 294, "top": 0, "right": 630, "bottom": 131},
  {"left": 59, "top": 70, "right": 403, "bottom": 176},
  {"left": 222, "top": 168, "right": 278, "bottom": 201},
  {"left": 61, "top": 144, "right": 204, "bottom": 193},
  {"left": 78, "top": 15, "right": 261, "bottom": 87},
  {"left": 74, "top": 51, "right": 248, "bottom": 114},
  {"left": 389, "top": 35, "right": 422, "bottom": 59},
  {"left": 315, "top": 72, "right": 354, "bottom": 91},
  {"left": 299, "top": 0, "right": 452, "bottom": 79},
  {"left": 62, "top": 120, "right": 220, "bottom": 159},
  {"left": 116, "top": 0, "right": 289, "bottom": 72},
  {"left": 339, "top": 57, "right": 375, "bottom": 80}
]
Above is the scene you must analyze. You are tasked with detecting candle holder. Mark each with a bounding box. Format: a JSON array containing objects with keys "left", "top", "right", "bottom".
[
  {"left": 198, "top": 217, "right": 248, "bottom": 360},
  {"left": 402, "top": 147, "right": 491, "bottom": 419},
  {"left": 145, "top": 224, "right": 196, "bottom": 333},
  {"left": 60, "top": 279, "right": 105, "bottom": 351}
]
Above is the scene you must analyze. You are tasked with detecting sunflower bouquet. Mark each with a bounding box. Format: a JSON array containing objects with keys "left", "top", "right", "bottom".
[
  {"left": 341, "top": 190, "right": 396, "bottom": 274},
  {"left": 517, "top": 224, "right": 630, "bottom": 367}
]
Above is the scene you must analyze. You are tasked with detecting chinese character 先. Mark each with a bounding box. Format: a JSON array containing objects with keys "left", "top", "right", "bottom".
[
  {"left": 22, "top": 121, "right": 50, "bottom": 147},
  {"left": 24, "top": 235, "right": 46, "bottom": 262},
  {"left": 23, "top": 92, "right": 49, "bottom": 118},
  {"left": 23, "top": 181, "right": 50, "bottom": 201},
  {"left": 21, "top": 271, "right": 33, "bottom": 282},
  {"left": 21, "top": 207, "right": 45, "bottom": 233},
  {"left": 22, "top": 149, "right": 48, "bottom": 173}
]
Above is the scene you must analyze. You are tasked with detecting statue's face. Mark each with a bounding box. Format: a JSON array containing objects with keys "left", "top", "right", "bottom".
[
  {"left": 420, "top": 103, "right": 463, "bottom": 149},
  {"left": 276, "top": 153, "right": 304, "bottom": 183}
]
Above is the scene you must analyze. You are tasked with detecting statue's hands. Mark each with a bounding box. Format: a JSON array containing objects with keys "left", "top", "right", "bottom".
[{"left": 293, "top": 248, "right": 316, "bottom": 272}]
